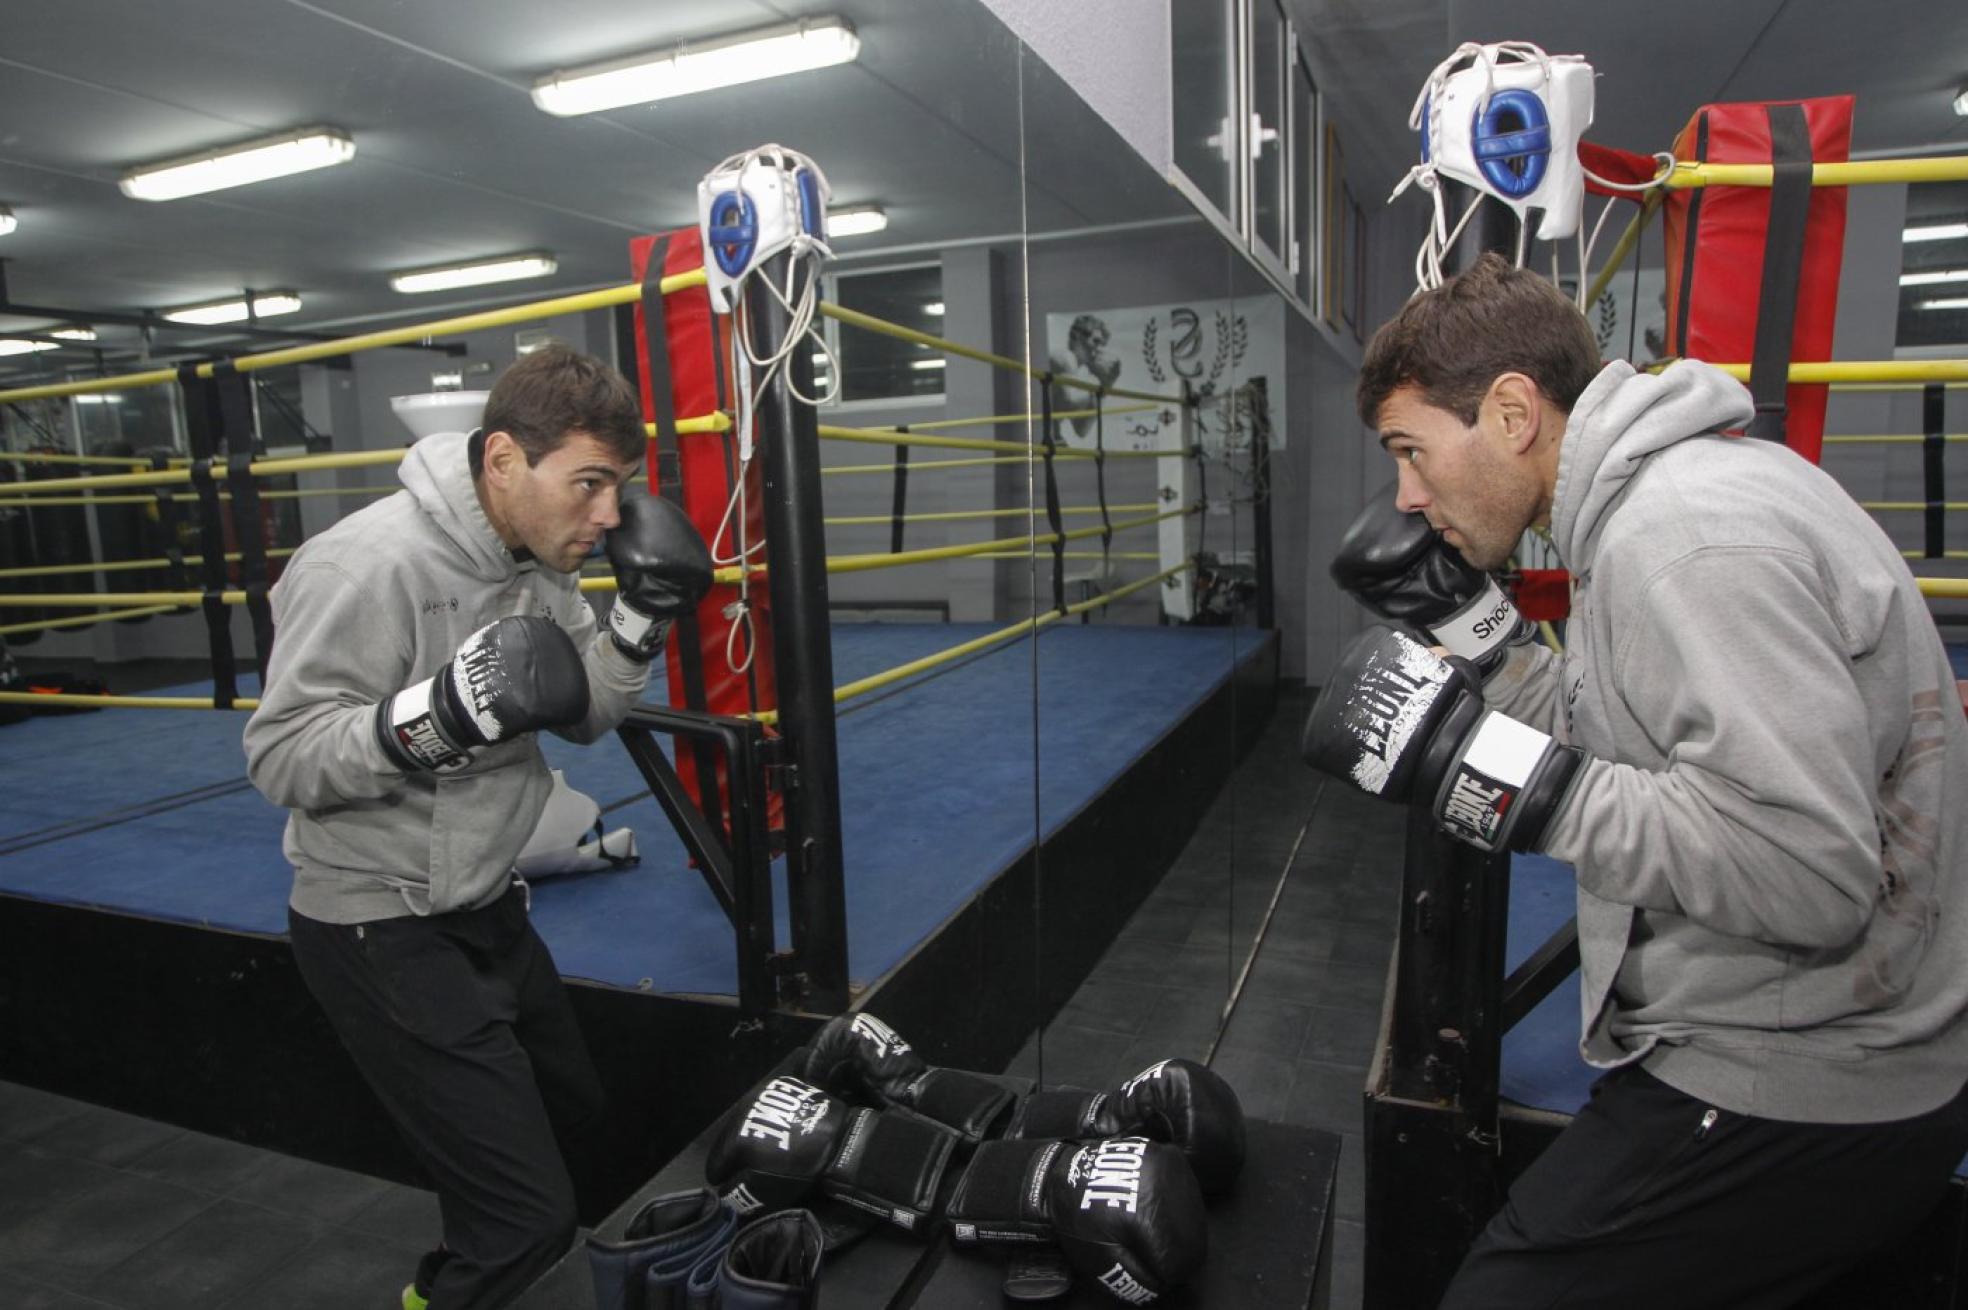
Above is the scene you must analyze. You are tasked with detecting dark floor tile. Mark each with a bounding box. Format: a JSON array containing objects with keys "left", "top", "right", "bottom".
[
  {"left": 214, "top": 1226, "right": 427, "bottom": 1310},
  {"left": 223, "top": 1152, "right": 394, "bottom": 1226},
  {"left": 1236, "top": 949, "right": 1329, "bottom": 1007},
  {"left": 1329, "top": 918, "right": 1396, "bottom": 969},
  {"left": 1284, "top": 1060, "right": 1372, "bottom": 1138},
  {"left": 1301, "top": 1005, "right": 1384, "bottom": 1068},
  {"left": 0, "top": 1268, "right": 113, "bottom": 1309},
  {"left": 340, "top": 1183, "right": 444, "bottom": 1249},
  {"left": 124, "top": 1129, "right": 276, "bottom": 1198},
  {"left": 1091, "top": 939, "right": 1230, "bottom": 993},
  {"left": 1314, "top": 960, "right": 1392, "bottom": 1013},
  {"left": 86, "top": 1199, "right": 317, "bottom": 1310},
  {"left": 1117, "top": 1033, "right": 1216, "bottom": 1074},
  {"left": 1216, "top": 995, "right": 1312, "bottom": 1065},
  {"left": 1183, "top": 910, "right": 1234, "bottom": 952},
  {"left": 0, "top": 1145, "right": 121, "bottom": 1237},
  {"left": 1051, "top": 978, "right": 1172, "bottom": 1037},
  {"left": 1203, "top": 1047, "right": 1295, "bottom": 1123},
  {"left": 17, "top": 1104, "right": 187, "bottom": 1171},
  {"left": 1114, "top": 899, "right": 1207, "bottom": 947},
  {"left": 0, "top": 1084, "right": 91, "bottom": 1144},
  {"left": 0, "top": 1169, "right": 215, "bottom": 1293},
  {"left": 1330, "top": 1217, "right": 1364, "bottom": 1310},
  {"left": 1256, "top": 914, "right": 1340, "bottom": 963},
  {"left": 1334, "top": 1131, "right": 1365, "bottom": 1224},
  {"left": 1132, "top": 993, "right": 1231, "bottom": 1053},
  {"left": 1026, "top": 1025, "right": 1145, "bottom": 1092}
]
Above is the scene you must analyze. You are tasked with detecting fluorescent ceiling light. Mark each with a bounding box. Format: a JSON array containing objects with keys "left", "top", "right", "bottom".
[
  {"left": 924, "top": 301, "right": 945, "bottom": 316},
  {"left": 0, "top": 206, "right": 14, "bottom": 236},
  {"left": 75, "top": 394, "right": 124, "bottom": 404},
  {"left": 827, "top": 205, "right": 887, "bottom": 238},
  {"left": 1899, "top": 268, "right": 1968, "bottom": 287},
  {"left": 49, "top": 326, "right": 96, "bottom": 341},
  {"left": 163, "top": 292, "right": 303, "bottom": 326},
  {"left": 1905, "top": 222, "right": 1968, "bottom": 244},
  {"left": 390, "top": 252, "right": 557, "bottom": 294},
  {"left": 1918, "top": 296, "right": 1968, "bottom": 311},
  {"left": 1955, "top": 87, "right": 1968, "bottom": 118},
  {"left": 910, "top": 358, "right": 945, "bottom": 370},
  {"left": 532, "top": 18, "right": 858, "bottom": 115},
  {"left": 0, "top": 339, "right": 59, "bottom": 357},
  {"left": 119, "top": 127, "right": 355, "bottom": 201}
]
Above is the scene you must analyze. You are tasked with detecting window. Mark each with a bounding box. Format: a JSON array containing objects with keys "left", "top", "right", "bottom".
[
  {"left": 1899, "top": 180, "right": 1968, "bottom": 349},
  {"left": 1248, "top": 0, "right": 1288, "bottom": 269},
  {"left": 827, "top": 264, "right": 946, "bottom": 404},
  {"left": 1171, "top": 0, "right": 1238, "bottom": 226}
]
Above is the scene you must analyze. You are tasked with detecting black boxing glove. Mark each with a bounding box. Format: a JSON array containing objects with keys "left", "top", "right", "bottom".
[
  {"left": 376, "top": 615, "right": 589, "bottom": 772},
  {"left": 605, "top": 493, "right": 715, "bottom": 661},
  {"left": 584, "top": 1187, "right": 736, "bottom": 1310},
  {"left": 795, "top": 1012, "right": 1014, "bottom": 1145},
  {"left": 689, "top": 1209, "right": 825, "bottom": 1310},
  {"left": 1299, "top": 625, "right": 1584, "bottom": 854},
  {"left": 1331, "top": 490, "right": 1533, "bottom": 676},
  {"left": 705, "top": 1074, "right": 957, "bottom": 1235},
  {"left": 947, "top": 1136, "right": 1209, "bottom": 1305},
  {"left": 1009, "top": 1058, "right": 1245, "bottom": 1197}
]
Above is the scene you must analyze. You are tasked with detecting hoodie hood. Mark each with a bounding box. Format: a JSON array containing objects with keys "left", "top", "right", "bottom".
[
  {"left": 396, "top": 430, "right": 516, "bottom": 584},
  {"left": 1549, "top": 360, "right": 1754, "bottom": 569}
]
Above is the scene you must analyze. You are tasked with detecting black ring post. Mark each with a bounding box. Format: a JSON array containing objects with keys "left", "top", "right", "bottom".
[{"left": 747, "top": 251, "right": 848, "bottom": 1012}]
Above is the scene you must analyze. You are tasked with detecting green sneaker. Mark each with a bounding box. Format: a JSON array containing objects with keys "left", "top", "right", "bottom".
[{"left": 402, "top": 1248, "right": 449, "bottom": 1310}]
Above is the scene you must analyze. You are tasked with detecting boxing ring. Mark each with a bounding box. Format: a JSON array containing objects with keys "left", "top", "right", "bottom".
[
  {"left": 0, "top": 620, "right": 1267, "bottom": 999},
  {"left": 0, "top": 195, "right": 1282, "bottom": 1213}
]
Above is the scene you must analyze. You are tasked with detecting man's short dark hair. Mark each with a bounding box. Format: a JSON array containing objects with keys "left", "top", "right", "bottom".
[
  {"left": 1355, "top": 252, "right": 1601, "bottom": 429},
  {"left": 481, "top": 345, "right": 645, "bottom": 466}
]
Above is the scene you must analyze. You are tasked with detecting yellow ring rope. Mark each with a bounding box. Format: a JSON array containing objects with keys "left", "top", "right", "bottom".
[
  {"left": 0, "top": 691, "right": 259, "bottom": 711},
  {"left": 0, "top": 547, "right": 298, "bottom": 581},
  {"left": 824, "top": 503, "right": 1157, "bottom": 528},
  {"left": 818, "top": 302, "right": 1183, "bottom": 407},
  {"left": 0, "top": 604, "right": 180, "bottom": 637},
  {"left": 1823, "top": 435, "right": 1968, "bottom": 445},
  {"left": 753, "top": 560, "right": 1195, "bottom": 725},
  {"left": 1666, "top": 156, "right": 1968, "bottom": 190},
  {"left": 0, "top": 271, "right": 709, "bottom": 406}
]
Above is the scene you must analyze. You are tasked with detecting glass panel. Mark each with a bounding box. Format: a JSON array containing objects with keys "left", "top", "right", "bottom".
[
  {"left": 830, "top": 264, "right": 948, "bottom": 403},
  {"left": 1294, "top": 56, "right": 1320, "bottom": 308},
  {"left": 1018, "top": 31, "right": 1245, "bottom": 1092},
  {"left": 1250, "top": 0, "right": 1288, "bottom": 265},
  {"left": 1898, "top": 180, "right": 1968, "bottom": 349},
  {"left": 1172, "top": 0, "right": 1239, "bottom": 224}
]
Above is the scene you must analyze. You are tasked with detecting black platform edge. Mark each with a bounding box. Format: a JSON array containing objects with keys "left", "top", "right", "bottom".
[
  {"left": 848, "top": 628, "right": 1279, "bottom": 1077},
  {"left": 1365, "top": 1064, "right": 1968, "bottom": 1309},
  {"left": 0, "top": 628, "right": 1278, "bottom": 1222}
]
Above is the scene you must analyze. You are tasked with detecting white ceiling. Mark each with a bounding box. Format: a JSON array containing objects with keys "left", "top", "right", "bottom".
[
  {"left": 4, "top": 0, "right": 1966, "bottom": 381},
  {"left": 0, "top": 0, "right": 1177, "bottom": 377}
]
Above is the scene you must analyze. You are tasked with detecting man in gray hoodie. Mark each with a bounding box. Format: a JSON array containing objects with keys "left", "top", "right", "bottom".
[
  {"left": 1303, "top": 254, "right": 1968, "bottom": 1307},
  {"left": 244, "top": 346, "right": 712, "bottom": 1309}
]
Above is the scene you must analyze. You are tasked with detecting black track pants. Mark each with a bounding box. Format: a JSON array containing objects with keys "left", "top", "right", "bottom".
[
  {"left": 1440, "top": 1064, "right": 1968, "bottom": 1310},
  {"left": 288, "top": 885, "right": 604, "bottom": 1310}
]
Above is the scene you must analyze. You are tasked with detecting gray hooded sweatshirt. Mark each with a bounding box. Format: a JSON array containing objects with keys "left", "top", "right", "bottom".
[
  {"left": 1486, "top": 359, "right": 1968, "bottom": 1124},
  {"left": 243, "top": 431, "right": 649, "bottom": 923}
]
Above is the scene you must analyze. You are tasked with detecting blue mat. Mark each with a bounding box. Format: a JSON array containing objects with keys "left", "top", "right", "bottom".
[{"left": 0, "top": 623, "right": 1262, "bottom": 996}]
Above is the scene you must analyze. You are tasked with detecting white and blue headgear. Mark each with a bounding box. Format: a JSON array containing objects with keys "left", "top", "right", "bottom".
[
  {"left": 1392, "top": 42, "right": 1594, "bottom": 286},
  {"left": 697, "top": 144, "right": 832, "bottom": 314}
]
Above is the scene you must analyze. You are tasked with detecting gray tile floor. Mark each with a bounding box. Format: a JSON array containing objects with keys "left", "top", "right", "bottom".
[{"left": 0, "top": 686, "right": 1400, "bottom": 1307}]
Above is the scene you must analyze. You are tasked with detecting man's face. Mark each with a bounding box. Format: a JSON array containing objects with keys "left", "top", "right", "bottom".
[
  {"left": 496, "top": 431, "right": 641, "bottom": 574},
  {"left": 1374, "top": 384, "right": 1537, "bottom": 572}
]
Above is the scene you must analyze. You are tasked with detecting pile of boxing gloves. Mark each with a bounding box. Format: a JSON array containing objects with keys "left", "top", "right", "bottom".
[{"left": 587, "top": 1013, "right": 1245, "bottom": 1308}]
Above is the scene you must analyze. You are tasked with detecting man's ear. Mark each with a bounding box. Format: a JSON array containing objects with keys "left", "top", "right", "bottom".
[
  {"left": 480, "top": 430, "right": 523, "bottom": 486},
  {"left": 1486, "top": 373, "right": 1543, "bottom": 455}
]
